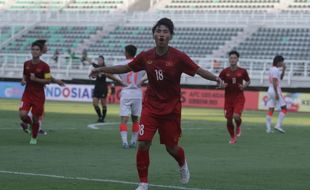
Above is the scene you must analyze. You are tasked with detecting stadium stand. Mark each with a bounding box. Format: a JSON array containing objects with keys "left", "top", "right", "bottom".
[
  {"left": 0, "top": 0, "right": 309, "bottom": 87},
  {"left": 7, "top": 0, "right": 68, "bottom": 11},
  {"left": 63, "top": 0, "right": 126, "bottom": 12},
  {"left": 156, "top": 0, "right": 281, "bottom": 13},
  {"left": 233, "top": 27, "right": 310, "bottom": 60}
]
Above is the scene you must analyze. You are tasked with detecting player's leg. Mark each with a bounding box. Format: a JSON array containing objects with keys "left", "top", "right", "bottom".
[
  {"left": 119, "top": 98, "right": 131, "bottom": 148},
  {"left": 120, "top": 116, "right": 129, "bottom": 149},
  {"left": 225, "top": 105, "right": 235, "bottom": 143},
  {"left": 266, "top": 94, "right": 275, "bottom": 133},
  {"left": 130, "top": 99, "right": 142, "bottom": 148},
  {"left": 30, "top": 101, "right": 45, "bottom": 144},
  {"left": 233, "top": 113, "right": 242, "bottom": 137},
  {"left": 233, "top": 97, "right": 245, "bottom": 137},
  {"left": 130, "top": 115, "right": 139, "bottom": 148},
  {"left": 274, "top": 96, "right": 287, "bottom": 133},
  {"left": 136, "top": 111, "right": 157, "bottom": 189},
  {"left": 266, "top": 107, "right": 274, "bottom": 133},
  {"left": 19, "top": 100, "right": 32, "bottom": 133},
  {"left": 159, "top": 113, "right": 190, "bottom": 184},
  {"left": 92, "top": 97, "right": 102, "bottom": 122},
  {"left": 100, "top": 97, "right": 107, "bottom": 122}
]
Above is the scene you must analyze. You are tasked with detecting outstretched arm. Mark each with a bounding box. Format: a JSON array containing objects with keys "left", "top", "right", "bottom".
[
  {"left": 196, "top": 67, "right": 224, "bottom": 87},
  {"left": 51, "top": 76, "right": 65, "bottom": 86},
  {"left": 89, "top": 65, "right": 131, "bottom": 77},
  {"left": 105, "top": 74, "right": 126, "bottom": 86}
]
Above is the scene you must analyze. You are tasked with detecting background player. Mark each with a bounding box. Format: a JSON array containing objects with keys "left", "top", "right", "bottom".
[
  {"left": 219, "top": 50, "right": 250, "bottom": 144},
  {"left": 117, "top": 45, "right": 147, "bottom": 149},
  {"left": 20, "top": 39, "right": 65, "bottom": 135},
  {"left": 89, "top": 55, "right": 124, "bottom": 122},
  {"left": 266, "top": 55, "right": 287, "bottom": 133},
  {"left": 19, "top": 41, "right": 51, "bottom": 144}
]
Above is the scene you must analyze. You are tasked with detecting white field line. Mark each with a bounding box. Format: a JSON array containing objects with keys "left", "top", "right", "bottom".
[{"left": 0, "top": 170, "right": 214, "bottom": 190}]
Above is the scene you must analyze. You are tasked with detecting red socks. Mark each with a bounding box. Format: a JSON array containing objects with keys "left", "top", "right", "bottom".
[
  {"left": 227, "top": 119, "right": 234, "bottom": 138},
  {"left": 136, "top": 148, "right": 149, "bottom": 183}
]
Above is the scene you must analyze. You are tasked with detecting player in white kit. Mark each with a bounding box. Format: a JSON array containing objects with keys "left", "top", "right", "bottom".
[
  {"left": 117, "top": 45, "right": 147, "bottom": 149},
  {"left": 266, "top": 55, "right": 287, "bottom": 134}
]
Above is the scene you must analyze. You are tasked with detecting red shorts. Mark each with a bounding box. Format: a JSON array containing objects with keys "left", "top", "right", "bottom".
[
  {"left": 138, "top": 110, "right": 181, "bottom": 146},
  {"left": 19, "top": 94, "right": 45, "bottom": 117},
  {"left": 224, "top": 95, "right": 245, "bottom": 119}
]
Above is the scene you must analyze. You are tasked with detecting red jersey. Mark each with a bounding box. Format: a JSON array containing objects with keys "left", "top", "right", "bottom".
[
  {"left": 128, "top": 47, "right": 199, "bottom": 115},
  {"left": 23, "top": 59, "right": 51, "bottom": 100},
  {"left": 219, "top": 67, "right": 250, "bottom": 98}
]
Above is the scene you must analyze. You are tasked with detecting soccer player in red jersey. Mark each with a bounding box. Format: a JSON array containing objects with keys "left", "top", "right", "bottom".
[
  {"left": 90, "top": 18, "right": 224, "bottom": 190},
  {"left": 219, "top": 50, "right": 250, "bottom": 144},
  {"left": 19, "top": 41, "right": 51, "bottom": 144},
  {"left": 20, "top": 39, "right": 65, "bottom": 135}
]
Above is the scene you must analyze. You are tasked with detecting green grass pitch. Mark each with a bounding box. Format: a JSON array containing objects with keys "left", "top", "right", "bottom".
[{"left": 0, "top": 98, "right": 309, "bottom": 190}]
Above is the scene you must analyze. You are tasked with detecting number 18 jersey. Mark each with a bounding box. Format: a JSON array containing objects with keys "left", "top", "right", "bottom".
[{"left": 128, "top": 47, "right": 199, "bottom": 115}]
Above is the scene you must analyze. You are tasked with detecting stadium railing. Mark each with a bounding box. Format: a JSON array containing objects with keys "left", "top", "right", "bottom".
[{"left": 1, "top": 53, "right": 309, "bottom": 88}]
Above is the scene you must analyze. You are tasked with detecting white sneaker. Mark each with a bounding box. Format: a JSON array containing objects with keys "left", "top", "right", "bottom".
[
  {"left": 122, "top": 142, "right": 129, "bottom": 149},
  {"left": 179, "top": 160, "right": 190, "bottom": 184},
  {"left": 274, "top": 126, "right": 285, "bottom": 134},
  {"left": 136, "top": 182, "right": 148, "bottom": 190},
  {"left": 266, "top": 128, "right": 273, "bottom": 134}
]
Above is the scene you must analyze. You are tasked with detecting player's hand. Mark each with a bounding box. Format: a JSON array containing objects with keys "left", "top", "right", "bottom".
[
  {"left": 56, "top": 80, "right": 65, "bottom": 87},
  {"left": 216, "top": 77, "right": 225, "bottom": 88},
  {"left": 30, "top": 73, "right": 36, "bottom": 81},
  {"left": 21, "top": 79, "right": 26, "bottom": 86},
  {"left": 89, "top": 68, "right": 100, "bottom": 78},
  {"left": 239, "top": 84, "right": 245, "bottom": 90}
]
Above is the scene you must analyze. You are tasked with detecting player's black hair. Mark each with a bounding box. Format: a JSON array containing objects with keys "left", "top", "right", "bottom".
[
  {"left": 35, "top": 39, "right": 47, "bottom": 46},
  {"left": 125, "top": 45, "right": 137, "bottom": 57},
  {"left": 273, "top": 55, "right": 284, "bottom": 66},
  {"left": 31, "top": 41, "right": 43, "bottom": 51},
  {"left": 228, "top": 50, "right": 240, "bottom": 58},
  {"left": 152, "top": 17, "right": 174, "bottom": 35},
  {"left": 98, "top": 55, "right": 104, "bottom": 60}
]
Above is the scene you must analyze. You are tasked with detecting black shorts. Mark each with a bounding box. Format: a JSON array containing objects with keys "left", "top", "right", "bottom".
[{"left": 93, "top": 87, "right": 108, "bottom": 98}]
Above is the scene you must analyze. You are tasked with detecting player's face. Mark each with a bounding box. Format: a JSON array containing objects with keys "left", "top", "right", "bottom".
[
  {"left": 31, "top": 46, "right": 42, "bottom": 59},
  {"left": 277, "top": 61, "right": 284, "bottom": 67},
  {"left": 98, "top": 57, "right": 104, "bottom": 65},
  {"left": 153, "top": 25, "right": 171, "bottom": 48},
  {"left": 229, "top": 54, "right": 239, "bottom": 66}
]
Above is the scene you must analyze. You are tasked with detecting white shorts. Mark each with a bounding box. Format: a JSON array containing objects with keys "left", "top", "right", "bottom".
[
  {"left": 119, "top": 98, "right": 142, "bottom": 117},
  {"left": 266, "top": 91, "right": 287, "bottom": 108}
]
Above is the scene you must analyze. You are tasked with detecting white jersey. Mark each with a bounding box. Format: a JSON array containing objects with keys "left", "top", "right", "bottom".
[
  {"left": 268, "top": 66, "right": 282, "bottom": 94},
  {"left": 267, "top": 66, "right": 286, "bottom": 108},
  {"left": 117, "top": 59, "right": 145, "bottom": 99}
]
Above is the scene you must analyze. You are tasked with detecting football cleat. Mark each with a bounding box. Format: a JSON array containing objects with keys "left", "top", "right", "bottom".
[
  {"left": 179, "top": 160, "right": 190, "bottom": 184},
  {"left": 29, "top": 137, "right": 37, "bottom": 145},
  {"left": 129, "top": 142, "right": 136, "bottom": 148},
  {"left": 274, "top": 126, "right": 285, "bottom": 134},
  {"left": 122, "top": 143, "right": 129, "bottom": 149},
  {"left": 266, "top": 128, "right": 273, "bottom": 134},
  {"left": 136, "top": 183, "right": 148, "bottom": 190},
  {"left": 38, "top": 129, "right": 48, "bottom": 135},
  {"left": 229, "top": 136, "right": 237, "bottom": 144}
]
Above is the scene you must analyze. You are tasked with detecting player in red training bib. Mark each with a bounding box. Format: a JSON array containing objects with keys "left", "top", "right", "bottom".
[
  {"left": 219, "top": 50, "right": 250, "bottom": 144},
  {"left": 19, "top": 41, "right": 51, "bottom": 145},
  {"left": 90, "top": 18, "right": 224, "bottom": 190}
]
